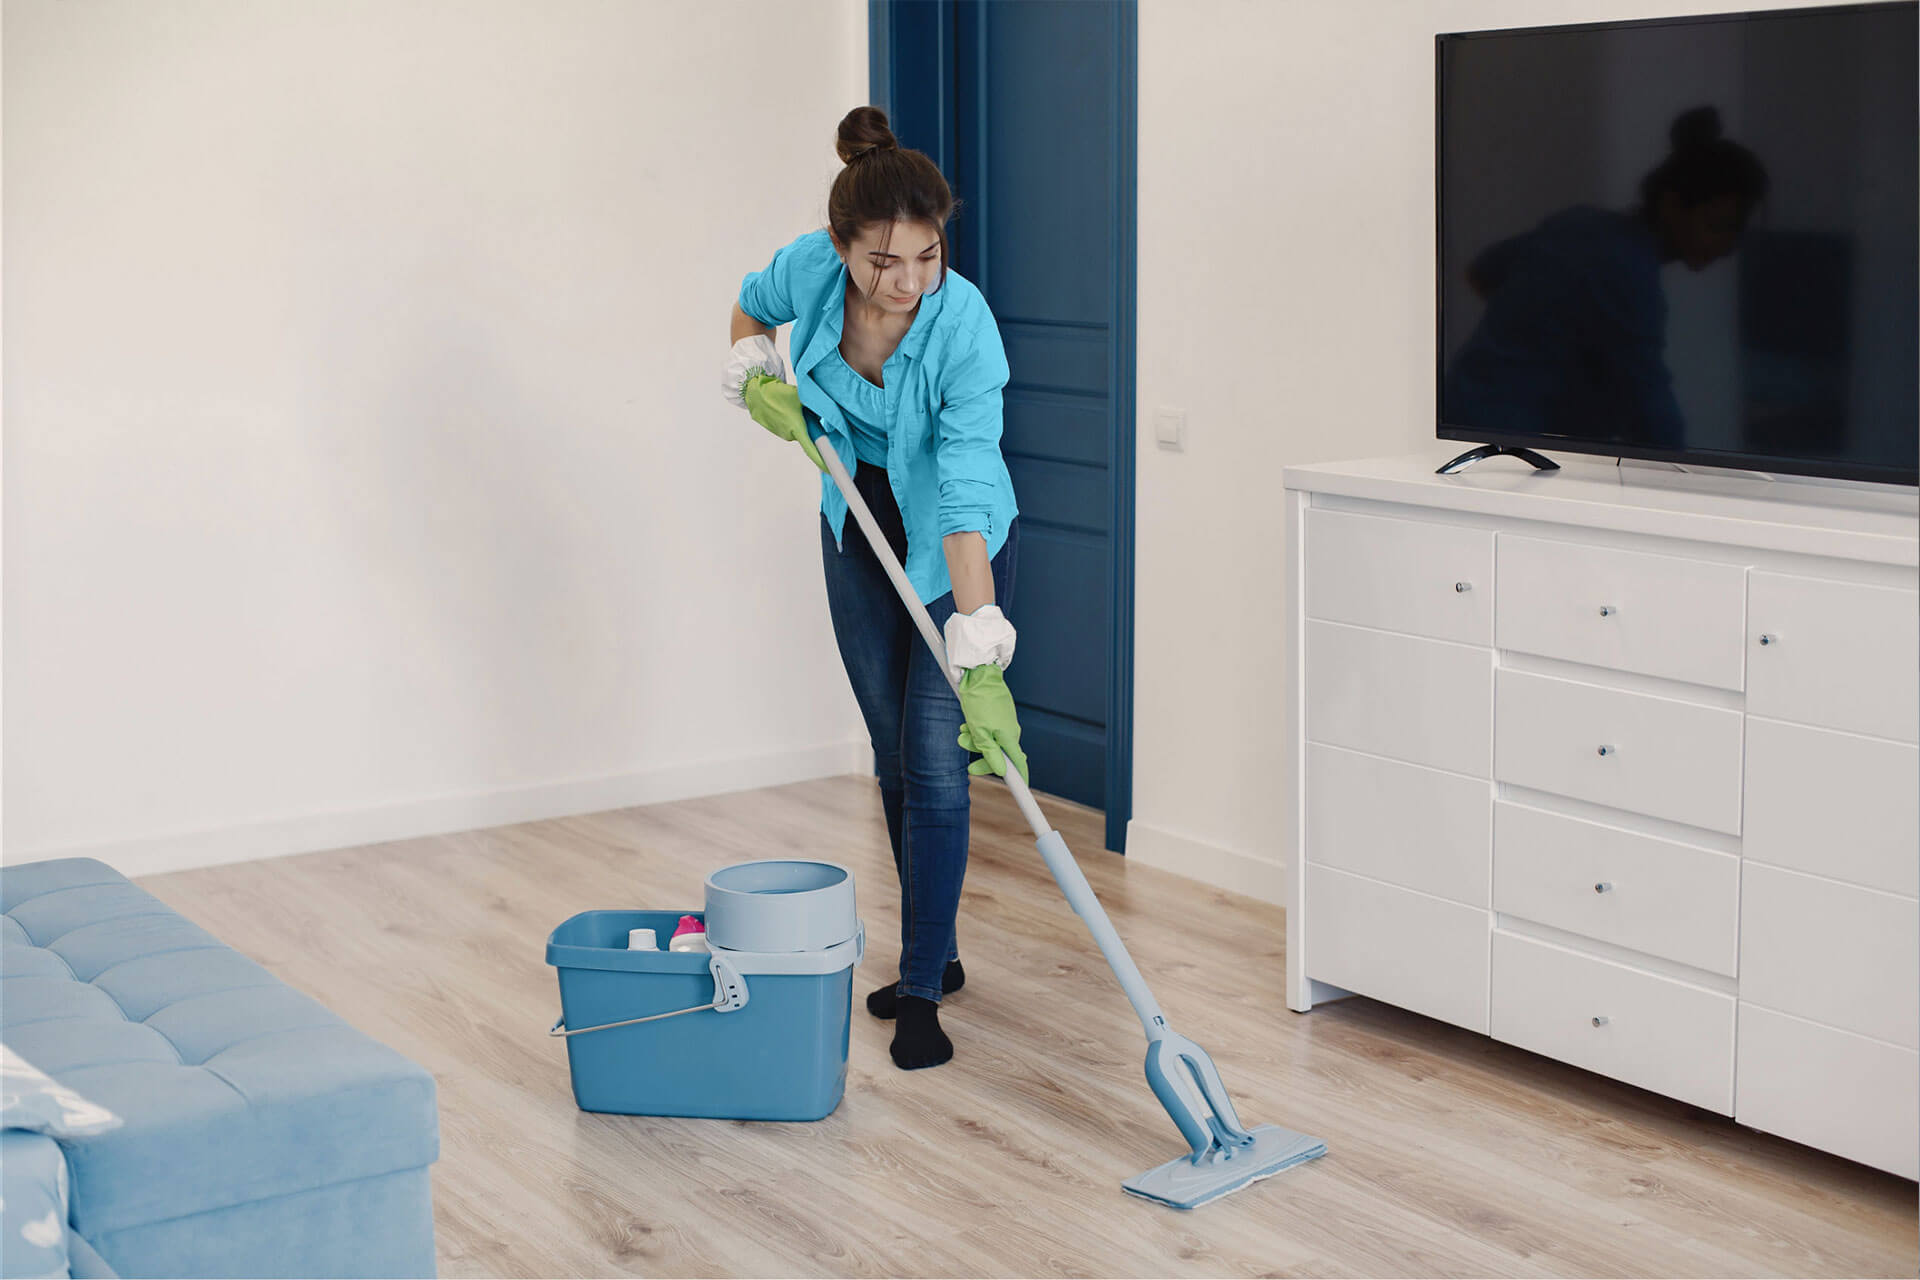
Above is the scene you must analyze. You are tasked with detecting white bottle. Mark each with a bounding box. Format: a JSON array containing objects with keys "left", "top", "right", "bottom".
[{"left": 626, "top": 928, "right": 658, "bottom": 951}]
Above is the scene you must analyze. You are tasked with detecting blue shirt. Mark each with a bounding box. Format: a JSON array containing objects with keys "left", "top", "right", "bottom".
[
  {"left": 738, "top": 229, "right": 1019, "bottom": 605},
  {"left": 810, "top": 347, "right": 891, "bottom": 467}
]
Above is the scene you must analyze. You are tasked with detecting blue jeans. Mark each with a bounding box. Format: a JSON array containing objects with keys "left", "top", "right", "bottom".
[{"left": 821, "top": 461, "right": 1018, "bottom": 1003}]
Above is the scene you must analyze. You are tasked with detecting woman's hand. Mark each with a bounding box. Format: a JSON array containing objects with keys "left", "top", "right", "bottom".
[
  {"left": 955, "top": 664, "right": 1028, "bottom": 782},
  {"left": 722, "top": 333, "right": 788, "bottom": 408},
  {"left": 741, "top": 375, "right": 828, "bottom": 473}
]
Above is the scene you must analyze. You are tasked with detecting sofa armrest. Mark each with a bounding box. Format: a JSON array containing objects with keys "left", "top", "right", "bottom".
[{"left": 2, "top": 1129, "right": 71, "bottom": 1279}]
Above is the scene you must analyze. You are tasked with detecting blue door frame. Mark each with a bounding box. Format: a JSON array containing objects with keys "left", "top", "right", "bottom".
[{"left": 869, "top": 0, "right": 1137, "bottom": 854}]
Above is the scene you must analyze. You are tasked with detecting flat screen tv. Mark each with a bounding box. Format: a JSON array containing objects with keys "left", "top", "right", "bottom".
[{"left": 1437, "top": 3, "right": 1918, "bottom": 485}]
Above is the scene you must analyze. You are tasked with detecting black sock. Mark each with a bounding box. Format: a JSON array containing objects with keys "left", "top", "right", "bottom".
[
  {"left": 889, "top": 995, "right": 954, "bottom": 1070},
  {"left": 865, "top": 959, "right": 965, "bottom": 1019}
]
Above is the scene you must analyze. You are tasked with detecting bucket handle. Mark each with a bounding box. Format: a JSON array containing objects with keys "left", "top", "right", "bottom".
[{"left": 548, "top": 953, "right": 749, "bottom": 1038}]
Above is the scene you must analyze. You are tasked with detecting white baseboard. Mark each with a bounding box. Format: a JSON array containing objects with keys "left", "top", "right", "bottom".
[
  {"left": 3, "top": 739, "right": 873, "bottom": 879},
  {"left": 1124, "top": 820, "right": 1286, "bottom": 905}
]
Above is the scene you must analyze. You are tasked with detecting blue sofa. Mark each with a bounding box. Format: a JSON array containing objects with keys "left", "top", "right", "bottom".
[{"left": 1, "top": 858, "right": 439, "bottom": 1278}]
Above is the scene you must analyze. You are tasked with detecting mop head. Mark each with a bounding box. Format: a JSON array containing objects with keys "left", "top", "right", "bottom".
[{"left": 1122, "top": 1124, "right": 1327, "bottom": 1210}]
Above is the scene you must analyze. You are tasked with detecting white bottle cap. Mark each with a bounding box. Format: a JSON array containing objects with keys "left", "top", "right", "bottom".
[{"left": 627, "top": 928, "right": 658, "bottom": 951}]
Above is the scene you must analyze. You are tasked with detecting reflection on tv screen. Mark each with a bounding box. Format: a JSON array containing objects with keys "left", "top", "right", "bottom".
[{"left": 1438, "top": 4, "right": 1918, "bottom": 483}]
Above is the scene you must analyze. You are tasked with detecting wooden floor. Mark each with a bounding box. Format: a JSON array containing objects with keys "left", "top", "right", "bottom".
[{"left": 142, "top": 775, "right": 1917, "bottom": 1278}]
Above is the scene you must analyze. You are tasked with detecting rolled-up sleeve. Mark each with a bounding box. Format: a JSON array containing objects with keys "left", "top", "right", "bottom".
[
  {"left": 737, "top": 231, "right": 818, "bottom": 327},
  {"left": 934, "top": 327, "right": 1011, "bottom": 538}
]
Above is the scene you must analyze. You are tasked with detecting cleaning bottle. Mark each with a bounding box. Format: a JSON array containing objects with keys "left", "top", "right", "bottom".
[{"left": 668, "top": 915, "right": 709, "bottom": 953}]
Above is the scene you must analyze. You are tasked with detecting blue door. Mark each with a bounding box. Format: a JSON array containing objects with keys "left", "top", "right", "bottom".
[{"left": 873, "top": 0, "right": 1137, "bottom": 851}]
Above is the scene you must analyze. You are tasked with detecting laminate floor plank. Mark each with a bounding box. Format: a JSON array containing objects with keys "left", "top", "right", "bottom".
[{"left": 140, "top": 775, "right": 1918, "bottom": 1278}]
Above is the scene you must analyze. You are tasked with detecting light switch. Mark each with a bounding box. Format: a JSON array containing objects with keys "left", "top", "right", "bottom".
[{"left": 1155, "top": 407, "right": 1186, "bottom": 452}]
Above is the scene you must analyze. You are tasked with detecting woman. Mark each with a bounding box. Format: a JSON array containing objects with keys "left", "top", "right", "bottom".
[
  {"left": 1445, "top": 105, "right": 1769, "bottom": 450},
  {"left": 720, "top": 106, "right": 1023, "bottom": 1071}
]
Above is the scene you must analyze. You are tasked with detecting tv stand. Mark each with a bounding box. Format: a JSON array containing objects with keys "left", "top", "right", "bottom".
[
  {"left": 1437, "top": 444, "right": 1561, "bottom": 475},
  {"left": 1283, "top": 451, "right": 1920, "bottom": 1179}
]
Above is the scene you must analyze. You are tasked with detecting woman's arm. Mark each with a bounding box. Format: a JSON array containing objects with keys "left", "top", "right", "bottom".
[
  {"left": 731, "top": 302, "right": 774, "bottom": 344},
  {"left": 944, "top": 531, "right": 994, "bottom": 615},
  {"left": 932, "top": 328, "right": 1011, "bottom": 619}
]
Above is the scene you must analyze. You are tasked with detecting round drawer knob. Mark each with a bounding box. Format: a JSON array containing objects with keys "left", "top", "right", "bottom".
[
  {"left": 1594, "top": 881, "right": 1613, "bottom": 894},
  {"left": 1592, "top": 1016, "right": 1610, "bottom": 1027},
  {"left": 1597, "top": 744, "right": 1616, "bottom": 757},
  {"left": 1759, "top": 633, "right": 1776, "bottom": 646},
  {"left": 1455, "top": 581, "right": 1472, "bottom": 593},
  {"left": 1598, "top": 605, "right": 1616, "bottom": 617}
]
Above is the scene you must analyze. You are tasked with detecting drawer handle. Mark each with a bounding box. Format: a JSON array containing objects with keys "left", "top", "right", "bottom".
[
  {"left": 1594, "top": 881, "right": 1612, "bottom": 894},
  {"left": 1454, "top": 581, "right": 1472, "bottom": 593},
  {"left": 1592, "top": 1016, "right": 1610, "bottom": 1027},
  {"left": 1598, "top": 604, "right": 1616, "bottom": 617},
  {"left": 1596, "top": 744, "right": 1616, "bottom": 757},
  {"left": 1758, "top": 633, "right": 1776, "bottom": 646}
]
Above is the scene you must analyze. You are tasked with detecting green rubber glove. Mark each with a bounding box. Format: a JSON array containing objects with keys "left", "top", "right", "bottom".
[
  {"left": 956, "top": 663, "right": 1029, "bottom": 782},
  {"left": 742, "top": 374, "right": 827, "bottom": 473}
]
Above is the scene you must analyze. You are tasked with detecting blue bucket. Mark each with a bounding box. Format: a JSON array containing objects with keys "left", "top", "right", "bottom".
[{"left": 547, "top": 881, "right": 863, "bottom": 1121}]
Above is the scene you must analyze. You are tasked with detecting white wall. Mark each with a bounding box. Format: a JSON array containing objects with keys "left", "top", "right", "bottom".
[
  {"left": 1127, "top": 0, "right": 1860, "bottom": 901},
  {"left": 7, "top": 0, "right": 1871, "bottom": 889},
  {"left": 3, "top": 0, "right": 870, "bottom": 871}
]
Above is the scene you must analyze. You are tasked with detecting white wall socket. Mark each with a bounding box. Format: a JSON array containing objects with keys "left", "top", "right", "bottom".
[{"left": 1155, "top": 407, "right": 1186, "bottom": 452}]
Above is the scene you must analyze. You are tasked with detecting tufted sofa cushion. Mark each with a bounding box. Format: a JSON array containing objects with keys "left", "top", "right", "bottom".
[{"left": 0, "top": 858, "right": 438, "bottom": 1245}]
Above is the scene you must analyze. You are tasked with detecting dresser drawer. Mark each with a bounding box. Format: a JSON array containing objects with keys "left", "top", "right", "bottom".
[
  {"left": 1737, "top": 1004, "right": 1919, "bottom": 1180},
  {"left": 1740, "top": 862, "right": 1918, "bottom": 1050},
  {"left": 1495, "top": 536, "right": 1746, "bottom": 690},
  {"left": 1307, "top": 744, "right": 1491, "bottom": 906},
  {"left": 1747, "top": 572, "right": 1919, "bottom": 743},
  {"left": 1494, "top": 670, "right": 1744, "bottom": 834},
  {"left": 1493, "top": 802, "right": 1739, "bottom": 976},
  {"left": 1745, "top": 717, "right": 1919, "bottom": 897},
  {"left": 1492, "top": 930, "right": 1735, "bottom": 1113},
  {"left": 1306, "top": 621, "right": 1492, "bottom": 776},
  {"left": 1306, "top": 509, "right": 1494, "bottom": 645},
  {"left": 1306, "top": 864, "right": 1489, "bottom": 1033}
]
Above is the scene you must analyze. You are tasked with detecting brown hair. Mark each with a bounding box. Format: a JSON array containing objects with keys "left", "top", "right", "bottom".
[{"left": 828, "top": 105, "right": 956, "bottom": 298}]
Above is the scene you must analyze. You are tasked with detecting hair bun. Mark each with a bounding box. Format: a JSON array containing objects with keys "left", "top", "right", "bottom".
[
  {"left": 1669, "top": 105, "right": 1724, "bottom": 151},
  {"left": 836, "top": 105, "right": 899, "bottom": 165}
]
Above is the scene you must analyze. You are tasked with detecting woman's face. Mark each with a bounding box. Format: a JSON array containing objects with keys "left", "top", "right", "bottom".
[
  {"left": 836, "top": 219, "right": 942, "bottom": 315},
  {"left": 1657, "top": 191, "right": 1747, "bottom": 272}
]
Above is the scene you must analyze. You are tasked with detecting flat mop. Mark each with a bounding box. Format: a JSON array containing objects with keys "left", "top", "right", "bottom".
[{"left": 796, "top": 407, "right": 1328, "bottom": 1210}]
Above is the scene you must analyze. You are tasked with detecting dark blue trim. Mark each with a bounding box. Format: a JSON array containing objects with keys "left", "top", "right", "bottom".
[
  {"left": 870, "top": 0, "right": 956, "bottom": 176},
  {"left": 868, "top": 0, "right": 890, "bottom": 111},
  {"left": 953, "top": 0, "right": 988, "bottom": 294},
  {"left": 869, "top": 0, "right": 1139, "bottom": 853},
  {"left": 1106, "top": 0, "right": 1138, "bottom": 854}
]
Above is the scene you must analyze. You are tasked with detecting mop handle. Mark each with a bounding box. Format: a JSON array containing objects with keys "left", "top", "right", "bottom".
[{"left": 811, "top": 428, "right": 1171, "bottom": 1039}]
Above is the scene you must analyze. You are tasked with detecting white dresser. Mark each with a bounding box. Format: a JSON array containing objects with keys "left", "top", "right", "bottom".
[{"left": 1283, "top": 453, "right": 1919, "bottom": 1179}]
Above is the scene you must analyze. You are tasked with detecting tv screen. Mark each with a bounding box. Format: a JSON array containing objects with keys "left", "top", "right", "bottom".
[{"left": 1438, "top": 3, "right": 1918, "bottom": 485}]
